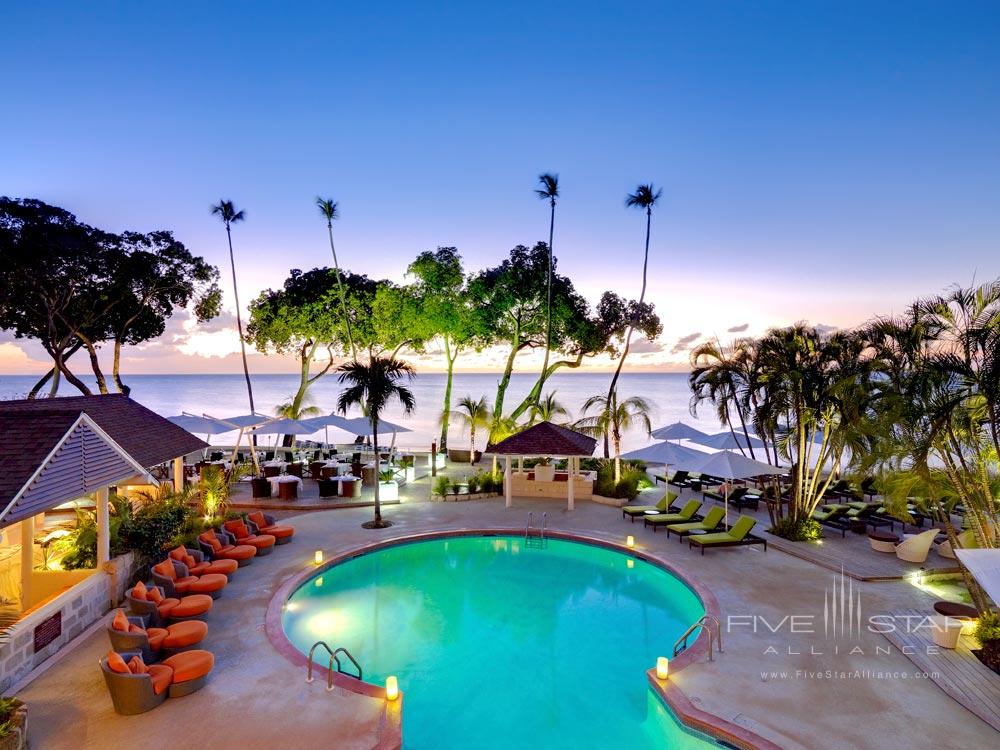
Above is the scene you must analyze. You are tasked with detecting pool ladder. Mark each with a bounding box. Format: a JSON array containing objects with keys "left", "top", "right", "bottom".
[
  {"left": 672, "top": 614, "right": 723, "bottom": 662},
  {"left": 306, "top": 641, "right": 363, "bottom": 690},
  {"left": 525, "top": 511, "right": 547, "bottom": 547}
]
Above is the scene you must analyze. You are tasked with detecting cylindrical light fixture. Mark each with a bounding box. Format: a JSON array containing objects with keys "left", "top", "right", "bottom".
[
  {"left": 655, "top": 656, "right": 669, "bottom": 680},
  {"left": 314, "top": 550, "right": 324, "bottom": 565},
  {"left": 626, "top": 535, "right": 635, "bottom": 549},
  {"left": 385, "top": 675, "right": 399, "bottom": 701}
]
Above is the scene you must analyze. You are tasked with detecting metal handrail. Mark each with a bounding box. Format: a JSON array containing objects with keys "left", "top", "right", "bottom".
[
  {"left": 525, "top": 512, "right": 534, "bottom": 541},
  {"left": 672, "top": 614, "right": 724, "bottom": 661},
  {"left": 306, "top": 641, "right": 363, "bottom": 690},
  {"left": 540, "top": 512, "right": 548, "bottom": 539}
]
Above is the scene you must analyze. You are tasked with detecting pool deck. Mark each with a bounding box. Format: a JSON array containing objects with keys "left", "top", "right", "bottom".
[{"left": 12, "top": 479, "right": 1000, "bottom": 750}]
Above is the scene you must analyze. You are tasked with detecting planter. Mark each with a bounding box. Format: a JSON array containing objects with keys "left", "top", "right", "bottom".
[
  {"left": 973, "top": 641, "right": 1000, "bottom": 675},
  {"left": 591, "top": 494, "right": 628, "bottom": 508},
  {"left": 403, "top": 466, "right": 416, "bottom": 483},
  {"left": 378, "top": 481, "right": 399, "bottom": 501},
  {"left": 534, "top": 464, "right": 555, "bottom": 482},
  {"left": 929, "top": 616, "right": 963, "bottom": 649},
  {"left": 0, "top": 700, "right": 27, "bottom": 750}
]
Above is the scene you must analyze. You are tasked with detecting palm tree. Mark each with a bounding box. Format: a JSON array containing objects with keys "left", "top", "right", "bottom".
[
  {"left": 605, "top": 183, "right": 661, "bottom": 455},
  {"left": 316, "top": 197, "right": 356, "bottom": 360},
  {"left": 211, "top": 200, "right": 254, "bottom": 413},
  {"left": 447, "top": 395, "right": 491, "bottom": 465},
  {"left": 337, "top": 357, "right": 416, "bottom": 528},
  {"left": 575, "top": 393, "right": 652, "bottom": 482},
  {"left": 274, "top": 393, "right": 322, "bottom": 449},
  {"left": 535, "top": 173, "right": 559, "bottom": 394},
  {"left": 528, "top": 391, "right": 569, "bottom": 426},
  {"left": 689, "top": 338, "right": 762, "bottom": 460}
]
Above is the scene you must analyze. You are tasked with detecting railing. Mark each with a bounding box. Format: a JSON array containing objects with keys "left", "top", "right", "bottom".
[
  {"left": 525, "top": 512, "right": 548, "bottom": 543},
  {"left": 672, "top": 614, "right": 723, "bottom": 662},
  {"left": 306, "top": 641, "right": 363, "bottom": 690}
]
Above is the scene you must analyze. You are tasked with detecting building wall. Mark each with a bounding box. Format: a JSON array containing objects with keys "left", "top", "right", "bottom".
[{"left": 0, "top": 552, "right": 137, "bottom": 694}]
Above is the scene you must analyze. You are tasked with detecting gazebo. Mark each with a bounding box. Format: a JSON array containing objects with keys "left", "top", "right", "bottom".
[{"left": 486, "top": 421, "right": 596, "bottom": 510}]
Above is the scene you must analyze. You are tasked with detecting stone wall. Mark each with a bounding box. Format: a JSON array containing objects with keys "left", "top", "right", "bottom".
[{"left": 0, "top": 552, "right": 137, "bottom": 695}]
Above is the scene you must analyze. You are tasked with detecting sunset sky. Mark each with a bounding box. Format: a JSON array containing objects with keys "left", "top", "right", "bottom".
[{"left": 2, "top": 2, "right": 998, "bottom": 376}]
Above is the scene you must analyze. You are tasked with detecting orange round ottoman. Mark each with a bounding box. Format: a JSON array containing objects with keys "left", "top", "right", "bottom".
[
  {"left": 220, "top": 544, "right": 257, "bottom": 566},
  {"left": 246, "top": 534, "right": 276, "bottom": 555},
  {"left": 162, "top": 649, "right": 215, "bottom": 697},
  {"left": 199, "top": 558, "right": 239, "bottom": 577},
  {"left": 181, "top": 573, "right": 228, "bottom": 599},
  {"left": 264, "top": 525, "right": 295, "bottom": 544},
  {"left": 160, "top": 594, "right": 213, "bottom": 621},
  {"left": 162, "top": 620, "right": 209, "bottom": 651}
]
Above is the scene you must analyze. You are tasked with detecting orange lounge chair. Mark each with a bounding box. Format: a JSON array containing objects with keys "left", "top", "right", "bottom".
[
  {"left": 198, "top": 530, "right": 257, "bottom": 566},
  {"left": 222, "top": 519, "right": 276, "bottom": 556},
  {"left": 127, "top": 582, "right": 212, "bottom": 626},
  {"left": 102, "top": 648, "right": 214, "bottom": 714},
  {"left": 247, "top": 511, "right": 295, "bottom": 544},
  {"left": 107, "top": 609, "right": 207, "bottom": 662},
  {"left": 151, "top": 559, "right": 227, "bottom": 599},
  {"left": 168, "top": 545, "right": 238, "bottom": 578}
]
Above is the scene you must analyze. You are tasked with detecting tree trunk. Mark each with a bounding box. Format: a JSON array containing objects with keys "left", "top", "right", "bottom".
[
  {"left": 539, "top": 202, "right": 555, "bottom": 400},
  {"left": 491, "top": 324, "right": 521, "bottom": 439},
  {"left": 112, "top": 338, "right": 130, "bottom": 396},
  {"left": 508, "top": 352, "right": 586, "bottom": 424},
  {"left": 469, "top": 426, "right": 476, "bottom": 465},
  {"left": 28, "top": 368, "right": 55, "bottom": 399},
  {"left": 372, "top": 416, "right": 381, "bottom": 525},
  {"left": 227, "top": 224, "right": 255, "bottom": 413},
  {"left": 327, "top": 220, "right": 356, "bottom": 360},
  {"left": 80, "top": 336, "right": 109, "bottom": 394},
  {"left": 605, "top": 207, "right": 653, "bottom": 457},
  {"left": 439, "top": 337, "right": 456, "bottom": 450}
]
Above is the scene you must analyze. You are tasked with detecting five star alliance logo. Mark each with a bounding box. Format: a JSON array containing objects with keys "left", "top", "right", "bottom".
[{"left": 823, "top": 567, "right": 863, "bottom": 639}]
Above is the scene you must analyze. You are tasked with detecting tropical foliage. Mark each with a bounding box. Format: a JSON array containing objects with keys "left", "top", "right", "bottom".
[{"left": 574, "top": 394, "right": 652, "bottom": 482}]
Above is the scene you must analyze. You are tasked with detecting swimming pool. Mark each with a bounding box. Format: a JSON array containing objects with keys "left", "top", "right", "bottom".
[{"left": 281, "top": 535, "right": 716, "bottom": 749}]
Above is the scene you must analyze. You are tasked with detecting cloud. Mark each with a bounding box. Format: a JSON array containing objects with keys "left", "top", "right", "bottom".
[
  {"left": 671, "top": 332, "right": 702, "bottom": 355},
  {"left": 727, "top": 323, "right": 749, "bottom": 333},
  {"left": 628, "top": 339, "right": 664, "bottom": 354}
]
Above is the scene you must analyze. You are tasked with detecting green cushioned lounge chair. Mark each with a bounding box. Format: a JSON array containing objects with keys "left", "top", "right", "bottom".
[
  {"left": 688, "top": 516, "right": 767, "bottom": 554},
  {"left": 642, "top": 500, "right": 702, "bottom": 532},
  {"left": 621, "top": 491, "right": 679, "bottom": 522},
  {"left": 666, "top": 506, "right": 726, "bottom": 542}
]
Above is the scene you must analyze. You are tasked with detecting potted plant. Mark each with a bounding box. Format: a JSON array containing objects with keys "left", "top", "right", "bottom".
[
  {"left": 400, "top": 455, "right": 416, "bottom": 483},
  {"left": 534, "top": 457, "right": 555, "bottom": 483},
  {"left": 466, "top": 474, "right": 481, "bottom": 496},
  {"left": 433, "top": 475, "right": 451, "bottom": 499},
  {"left": 378, "top": 469, "right": 399, "bottom": 501},
  {"left": 0, "top": 696, "right": 27, "bottom": 750},
  {"left": 973, "top": 611, "right": 1000, "bottom": 675}
]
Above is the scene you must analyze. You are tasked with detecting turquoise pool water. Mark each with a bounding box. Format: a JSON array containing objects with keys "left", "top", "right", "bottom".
[{"left": 282, "top": 535, "right": 715, "bottom": 749}]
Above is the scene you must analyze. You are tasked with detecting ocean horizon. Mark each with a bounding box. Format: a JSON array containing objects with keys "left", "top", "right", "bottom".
[{"left": 0, "top": 372, "right": 722, "bottom": 454}]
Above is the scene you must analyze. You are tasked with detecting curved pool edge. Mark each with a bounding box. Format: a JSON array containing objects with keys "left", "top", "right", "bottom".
[{"left": 263, "top": 527, "right": 775, "bottom": 750}]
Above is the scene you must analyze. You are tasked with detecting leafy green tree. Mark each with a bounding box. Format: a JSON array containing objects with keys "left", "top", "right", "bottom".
[
  {"left": 316, "top": 197, "right": 356, "bottom": 359},
  {"left": 407, "top": 248, "right": 484, "bottom": 450},
  {"left": 574, "top": 393, "right": 653, "bottom": 482},
  {"left": 211, "top": 199, "right": 254, "bottom": 413},
  {"left": 247, "top": 267, "right": 359, "bottom": 432},
  {"left": 336, "top": 357, "right": 416, "bottom": 528},
  {"left": 605, "top": 183, "right": 662, "bottom": 455},
  {"left": 447, "top": 395, "right": 491, "bottom": 464}
]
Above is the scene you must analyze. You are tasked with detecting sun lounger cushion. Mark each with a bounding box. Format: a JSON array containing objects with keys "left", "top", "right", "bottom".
[
  {"left": 112, "top": 609, "right": 130, "bottom": 632},
  {"left": 132, "top": 582, "right": 149, "bottom": 601}
]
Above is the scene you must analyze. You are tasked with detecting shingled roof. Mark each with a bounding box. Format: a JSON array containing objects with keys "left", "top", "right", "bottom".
[
  {"left": 0, "top": 394, "right": 206, "bottom": 469},
  {"left": 486, "top": 421, "right": 596, "bottom": 457},
  {"left": 0, "top": 395, "right": 207, "bottom": 518}
]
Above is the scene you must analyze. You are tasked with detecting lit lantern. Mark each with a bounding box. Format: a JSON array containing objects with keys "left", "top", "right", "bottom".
[
  {"left": 314, "top": 550, "right": 324, "bottom": 565},
  {"left": 626, "top": 535, "right": 635, "bottom": 549},
  {"left": 385, "top": 675, "right": 399, "bottom": 701},
  {"left": 626, "top": 559, "right": 635, "bottom": 569},
  {"left": 656, "top": 656, "right": 669, "bottom": 680}
]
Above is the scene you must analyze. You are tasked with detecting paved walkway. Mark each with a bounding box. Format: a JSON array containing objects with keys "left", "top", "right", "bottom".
[{"left": 15, "top": 486, "right": 1000, "bottom": 750}]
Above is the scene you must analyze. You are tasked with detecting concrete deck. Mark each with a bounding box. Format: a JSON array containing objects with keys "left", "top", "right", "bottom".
[{"left": 13, "top": 476, "right": 1000, "bottom": 750}]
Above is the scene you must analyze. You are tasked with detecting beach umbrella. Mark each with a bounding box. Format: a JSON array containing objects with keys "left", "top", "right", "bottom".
[
  {"left": 690, "top": 430, "right": 767, "bottom": 453},
  {"left": 222, "top": 413, "right": 271, "bottom": 428},
  {"left": 337, "top": 416, "right": 412, "bottom": 459},
  {"left": 166, "top": 414, "right": 236, "bottom": 435},
  {"left": 955, "top": 550, "right": 1000, "bottom": 608},
  {"left": 300, "top": 414, "right": 357, "bottom": 449},
  {"left": 620, "top": 441, "right": 710, "bottom": 501},
  {"left": 649, "top": 421, "right": 710, "bottom": 442},
  {"left": 252, "top": 417, "right": 322, "bottom": 456},
  {"left": 689, "top": 450, "right": 785, "bottom": 529}
]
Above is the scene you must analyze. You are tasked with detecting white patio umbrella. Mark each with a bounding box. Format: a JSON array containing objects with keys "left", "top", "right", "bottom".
[
  {"left": 649, "top": 421, "right": 710, "bottom": 442},
  {"left": 690, "top": 430, "right": 767, "bottom": 453},
  {"left": 689, "top": 450, "right": 785, "bottom": 529},
  {"left": 339, "top": 416, "right": 412, "bottom": 458},
  {"left": 620, "top": 440, "right": 710, "bottom": 501},
  {"left": 167, "top": 414, "right": 238, "bottom": 460},
  {"left": 955, "top": 549, "right": 1000, "bottom": 608},
  {"left": 252, "top": 418, "right": 322, "bottom": 458},
  {"left": 300, "top": 414, "right": 356, "bottom": 450},
  {"left": 222, "top": 413, "right": 271, "bottom": 429}
]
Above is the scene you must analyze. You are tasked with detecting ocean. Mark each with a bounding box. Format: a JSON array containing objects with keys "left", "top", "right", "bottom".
[{"left": 0, "top": 372, "right": 721, "bottom": 453}]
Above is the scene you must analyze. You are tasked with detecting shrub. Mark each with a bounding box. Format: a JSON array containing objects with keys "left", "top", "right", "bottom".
[
  {"left": 451, "top": 478, "right": 464, "bottom": 494},
  {"left": 975, "top": 611, "right": 1000, "bottom": 645},
  {"left": 379, "top": 468, "right": 397, "bottom": 483},
  {"left": 0, "top": 697, "right": 21, "bottom": 739},
  {"left": 467, "top": 474, "right": 480, "bottom": 493},
  {"left": 433, "top": 475, "right": 451, "bottom": 497},
  {"left": 594, "top": 464, "right": 644, "bottom": 500},
  {"left": 769, "top": 517, "right": 822, "bottom": 541}
]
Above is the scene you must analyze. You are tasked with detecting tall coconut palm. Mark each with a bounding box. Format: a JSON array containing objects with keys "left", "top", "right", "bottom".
[
  {"left": 528, "top": 391, "right": 569, "bottom": 426},
  {"left": 211, "top": 199, "right": 254, "bottom": 413},
  {"left": 574, "top": 393, "right": 652, "bottom": 482},
  {"left": 605, "top": 183, "right": 661, "bottom": 455},
  {"left": 447, "top": 395, "right": 491, "bottom": 465},
  {"left": 535, "top": 173, "right": 560, "bottom": 398},
  {"left": 337, "top": 356, "right": 416, "bottom": 528},
  {"left": 316, "top": 197, "right": 356, "bottom": 360}
]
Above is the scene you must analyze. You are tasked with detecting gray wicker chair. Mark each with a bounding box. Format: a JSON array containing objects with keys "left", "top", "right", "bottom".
[
  {"left": 100, "top": 651, "right": 168, "bottom": 715},
  {"left": 106, "top": 614, "right": 155, "bottom": 662}
]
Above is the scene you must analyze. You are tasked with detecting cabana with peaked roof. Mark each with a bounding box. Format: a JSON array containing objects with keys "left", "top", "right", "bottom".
[{"left": 486, "top": 422, "right": 597, "bottom": 510}]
